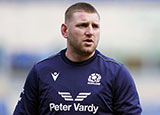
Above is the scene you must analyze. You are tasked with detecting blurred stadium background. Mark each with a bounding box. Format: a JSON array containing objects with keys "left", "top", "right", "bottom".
[{"left": 0, "top": 0, "right": 160, "bottom": 114}]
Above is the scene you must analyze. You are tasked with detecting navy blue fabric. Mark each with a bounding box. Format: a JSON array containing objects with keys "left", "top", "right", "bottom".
[{"left": 13, "top": 49, "right": 142, "bottom": 115}]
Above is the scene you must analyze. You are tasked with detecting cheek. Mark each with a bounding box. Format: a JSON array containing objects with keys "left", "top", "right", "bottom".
[
  {"left": 96, "top": 29, "right": 100, "bottom": 36},
  {"left": 95, "top": 31, "right": 100, "bottom": 39},
  {"left": 74, "top": 29, "right": 84, "bottom": 36},
  {"left": 68, "top": 30, "right": 83, "bottom": 43}
]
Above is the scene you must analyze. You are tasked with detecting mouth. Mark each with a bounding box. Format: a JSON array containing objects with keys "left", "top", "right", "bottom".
[
  {"left": 83, "top": 39, "right": 94, "bottom": 46},
  {"left": 84, "top": 39, "right": 93, "bottom": 42}
]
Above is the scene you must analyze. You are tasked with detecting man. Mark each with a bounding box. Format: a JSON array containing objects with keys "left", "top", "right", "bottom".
[{"left": 13, "top": 2, "right": 142, "bottom": 115}]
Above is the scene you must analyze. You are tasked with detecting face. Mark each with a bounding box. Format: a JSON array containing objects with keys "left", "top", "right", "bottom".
[{"left": 62, "top": 11, "right": 100, "bottom": 56}]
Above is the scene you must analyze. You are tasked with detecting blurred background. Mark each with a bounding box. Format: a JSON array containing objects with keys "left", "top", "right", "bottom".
[{"left": 0, "top": 0, "right": 160, "bottom": 114}]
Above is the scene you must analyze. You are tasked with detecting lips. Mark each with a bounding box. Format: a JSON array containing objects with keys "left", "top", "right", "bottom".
[
  {"left": 84, "top": 38, "right": 93, "bottom": 42},
  {"left": 83, "top": 39, "right": 94, "bottom": 45}
]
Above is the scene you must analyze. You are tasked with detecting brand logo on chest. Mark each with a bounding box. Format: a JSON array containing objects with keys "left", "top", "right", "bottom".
[
  {"left": 88, "top": 73, "right": 101, "bottom": 85},
  {"left": 58, "top": 92, "right": 91, "bottom": 102},
  {"left": 51, "top": 72, "right": 60, "bottom": 81}
]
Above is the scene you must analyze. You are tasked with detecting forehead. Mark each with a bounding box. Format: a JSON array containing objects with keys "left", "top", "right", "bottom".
[{"left": 71, "top": 11, "right": 100, "bottom": 23}]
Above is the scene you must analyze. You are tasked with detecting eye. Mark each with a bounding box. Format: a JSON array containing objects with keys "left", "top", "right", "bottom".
[
  {"left": 77, "top": 23, "right": 88, "bottom": 28},
  {"left": 92, "top": 24, "right": 99, "bottom": 29}
]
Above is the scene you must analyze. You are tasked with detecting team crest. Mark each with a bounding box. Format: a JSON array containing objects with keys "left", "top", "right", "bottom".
[{"left": 88, "top": 73, "right": 101, "bottom": 85}]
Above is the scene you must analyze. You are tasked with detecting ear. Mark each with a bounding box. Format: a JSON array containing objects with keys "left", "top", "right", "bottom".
[{"left": 61, "top": 24, "right": 68, "bottom": 38}]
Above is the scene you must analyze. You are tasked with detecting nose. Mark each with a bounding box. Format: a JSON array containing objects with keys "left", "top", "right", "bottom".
[{"left": 85, "top": 25, "right": 94, "bottom": 37}]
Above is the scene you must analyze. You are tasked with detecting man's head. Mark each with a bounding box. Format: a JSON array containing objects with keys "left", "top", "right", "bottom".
[
  {"left": 61, "top": 2, "right": 100, "bottom": 61},
  {"left": 64, "top": 2, "right": 100, "bottom": 24}
]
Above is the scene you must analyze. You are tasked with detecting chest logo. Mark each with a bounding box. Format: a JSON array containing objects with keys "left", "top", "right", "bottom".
[
  {"left": 88, "top": 73, "right": 101, "bottom": 85},
  {"left": 58, "top": 92, "right": 91, "bottom": 102},
  {"left": 50, "top": 92, "right": 99, "bottom": 114},
  {"left": 51, "top": 72, "right": 60, "bottom": 81}
]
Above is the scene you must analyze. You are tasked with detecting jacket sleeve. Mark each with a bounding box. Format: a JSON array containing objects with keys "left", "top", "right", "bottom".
[
  {"left": 113, "top": 65, "right": 142, "bottom": 114},
  {"left": 13, "top": 65, "right": 39, "bottom": 115}
]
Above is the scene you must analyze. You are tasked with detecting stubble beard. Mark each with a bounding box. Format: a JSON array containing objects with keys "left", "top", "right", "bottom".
[{"left": 68, "top": 40, "right": 98, "bottom": 58}]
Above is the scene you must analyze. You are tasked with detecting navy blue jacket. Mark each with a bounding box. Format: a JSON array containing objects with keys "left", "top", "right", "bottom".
[{"left": 13, "top": 49, "right": 142, "bottom": 115}]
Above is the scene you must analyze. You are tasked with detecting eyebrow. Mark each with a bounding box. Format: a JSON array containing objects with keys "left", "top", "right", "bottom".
[{"left": 76, "top": 22, "right": 99, "bottom": 27}]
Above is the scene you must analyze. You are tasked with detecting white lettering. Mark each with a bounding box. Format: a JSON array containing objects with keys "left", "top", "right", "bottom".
[
  {"left": 73, "top": 103, "right": 98, "bottom": 114},
  {"left": 93, "top": 106, "right": 99, "bottom": 114},
  {"left": 88, "top": 104, "right": 93, "bottom": 112},
  {"left": 74, "top": 103, "right": 79, "bottom": 111},
  {"left": 49, "top": 103, "right": 98, "bottom": 114},
  {"left": 49, "top": 103, "right": 55, "bottom": 111},
  {"left": 49, "top": 103, "right": 72, "bottom": 111},
  {"left": 54, "top": 104, "right": 59, "bottom": 111}
]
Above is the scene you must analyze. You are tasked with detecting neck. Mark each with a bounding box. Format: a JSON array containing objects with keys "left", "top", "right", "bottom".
[{"left": 65, "top": 49, "right": 95, "bottom": 62}]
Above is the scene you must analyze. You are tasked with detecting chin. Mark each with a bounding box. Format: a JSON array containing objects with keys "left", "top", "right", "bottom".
[{"left": 81, "top": 47, "right": 96, "bottom": 56}]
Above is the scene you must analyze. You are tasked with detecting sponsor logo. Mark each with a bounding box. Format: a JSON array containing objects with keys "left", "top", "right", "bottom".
[
  {"left": 49, "top": 92, "right": 99, "bottom": 114},
  {"left": 51, "top": 72, "right": 60, "bottom": 81},
  {"left": 88, "top": 73, "right": 101, "bottom": 85},
  {"left": 58, "top": 92, "right": 91, "bottom": 102},
  {"left": 75, "top": 92, "right": 91, "bottom": 101},
  {"left": 58, "top": 92, "right": 73, "bottom": 101},
  {"left": 49, "top": 103, "right": 99, "bottom": 114}
]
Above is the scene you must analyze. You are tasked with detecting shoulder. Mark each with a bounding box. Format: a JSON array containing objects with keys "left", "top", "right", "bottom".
[
  {"left": 29, "top": 50, "right": 64, "bottom": 77},
  {"left": 96, "top": 51, "right": 134, "bottom": 84},
  {"left": 38, "top": 52, "right": 61, "bottom": 64},
  {"left": 96, "top": 50, "right": 130, "bottom": 77},
  {"left": 96, "top": 50, "right": 122, "bottom": 66},
  {"left": 32, "top": 50, "right": 62, "bottom": 71}
]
